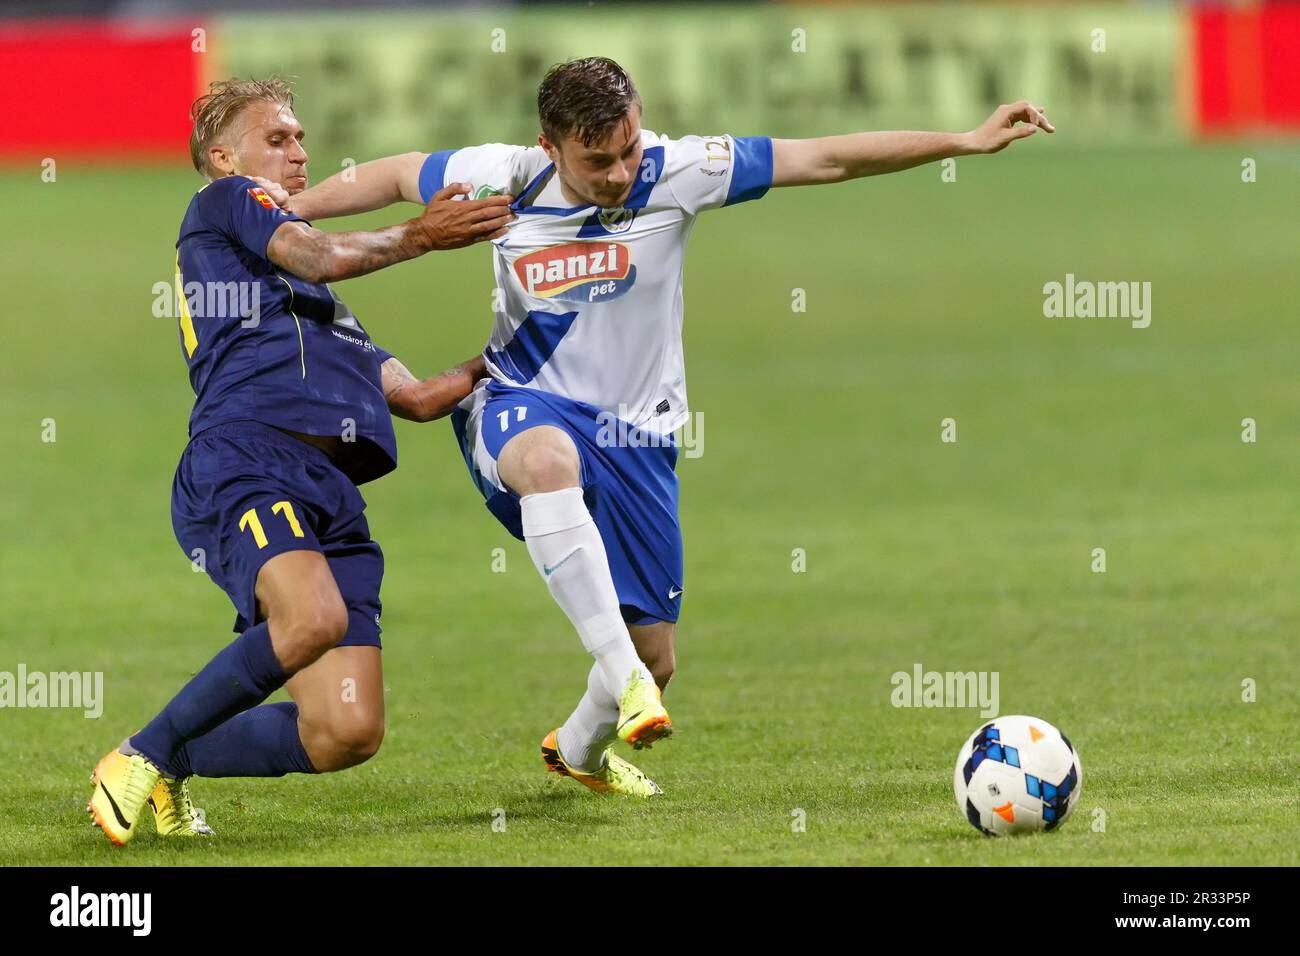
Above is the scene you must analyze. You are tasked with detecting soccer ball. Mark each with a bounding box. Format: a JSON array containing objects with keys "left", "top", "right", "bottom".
[{"left": 954, "top": 715, "right": 1082, "bottom": 836}]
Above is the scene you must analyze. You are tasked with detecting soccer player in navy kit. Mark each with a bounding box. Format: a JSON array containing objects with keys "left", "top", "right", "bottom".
[{"left": 86, "top": 78, "right": 515, "bottom": 845}]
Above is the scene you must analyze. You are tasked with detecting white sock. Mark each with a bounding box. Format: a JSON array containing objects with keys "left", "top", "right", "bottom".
[
  {"left": 557, "top": 663, "right": 620, "bottom": 772},
  {"left": 520, "top": 487, "right": 652, "bottom": 697}
]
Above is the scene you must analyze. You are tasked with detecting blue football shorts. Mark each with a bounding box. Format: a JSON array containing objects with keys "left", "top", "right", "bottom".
[
  {"left": 170, "top": 420, "right": 384, "bottom": 645},
  {"left": 451, "top": 380, "right": 684, "bottom": 625}
]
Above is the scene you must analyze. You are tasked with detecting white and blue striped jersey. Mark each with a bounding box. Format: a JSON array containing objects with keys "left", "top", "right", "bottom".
[{"left": 417, "top": 129, "right": 774, "bottom": 434}]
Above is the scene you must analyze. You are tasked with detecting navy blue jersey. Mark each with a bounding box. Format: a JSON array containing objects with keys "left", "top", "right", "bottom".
[{"left": 174, "top": 175, "right": 397, "bottom": 485}]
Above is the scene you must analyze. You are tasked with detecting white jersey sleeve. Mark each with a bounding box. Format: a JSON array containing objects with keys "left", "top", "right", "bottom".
[
  {"left": 658, "top": 133, "right": 774, "bottom": 216},
  {"left": 416, "top": 143, "right": 546, "bottom": 202}
]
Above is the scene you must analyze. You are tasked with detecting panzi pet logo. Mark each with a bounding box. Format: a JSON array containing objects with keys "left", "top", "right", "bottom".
[
  {"left": 246, "top": 186, "right": 277, "bottom": 210},
  {"left": 514, "top": 241, "right": 635, "bottom": 303}
]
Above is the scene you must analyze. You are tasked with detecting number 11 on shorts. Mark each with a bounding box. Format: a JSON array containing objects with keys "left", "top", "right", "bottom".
[
  {"left": 497, "top": 406, "right": 528, "bottom": 432},
  {"left": 238, "top": 500, "right": 306, "bottom": 549}
]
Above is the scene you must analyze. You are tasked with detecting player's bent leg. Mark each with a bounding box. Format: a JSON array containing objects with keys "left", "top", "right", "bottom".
[
  {"left": 151, "top": 519, "right": 383, "bottom": 834},
  {"left": 156, "top": 550, "right": 348, "bottom": 780},
  {"left": 498, "top": 425, "right": 663, "bottom": 744},
  {"left": 156, "top": 646, "right": 380, "bottom": 829},
  {"left": 287, "top": 645, "right": 385, "bottom": 772},
  {"left": 544, "top": 662, "right": 661, "bottom": 797},
  {"left": 131, "top": 548, "right": 346, "bottom": 769},
  {"left": 544, "top": 619, "right": 678, "bottom": 798},
  {"left": 91, "top": 550, "right": 346, "bottom": 846}
]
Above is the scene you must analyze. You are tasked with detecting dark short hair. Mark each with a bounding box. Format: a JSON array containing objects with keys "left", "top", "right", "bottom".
[{"left": 537, "top": 57, "right": 642, "bottom": 148}]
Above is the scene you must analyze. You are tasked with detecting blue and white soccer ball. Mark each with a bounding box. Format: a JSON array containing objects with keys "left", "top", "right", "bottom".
[{"left": 953, "top": 715, "right": 1082, "bottom": 836}]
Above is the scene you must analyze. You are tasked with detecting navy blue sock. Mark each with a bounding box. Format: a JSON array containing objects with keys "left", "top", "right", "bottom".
[
  {"left": 131, "top": 622, "right": 289, "bottom": 775},
  {"left": 167, "top": 702, "right": 317, "bottom": 778}
]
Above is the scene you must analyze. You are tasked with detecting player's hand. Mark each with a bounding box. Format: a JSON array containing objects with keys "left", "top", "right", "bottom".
[
  {"left": 962, "top": 101, "right": 1055, "bottom": 154},
  {"left": 413, "top": 182, "right": 516, "bottom": 251},
  {"left": 248, "top": 175, "right": 292, "bottom": 208}
]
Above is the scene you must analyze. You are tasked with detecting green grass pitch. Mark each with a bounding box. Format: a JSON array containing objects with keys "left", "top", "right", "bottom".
[{"left": 0, "top": 144, "right": 1297, "bottom": 865}]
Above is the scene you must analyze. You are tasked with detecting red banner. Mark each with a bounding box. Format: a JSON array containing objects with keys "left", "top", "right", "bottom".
[
  {"left": 0, "top": 20, "right": 205, "bottom": 162},
  {"left": 1194, "top": 3, "right": 1300, "bottom": 134}
]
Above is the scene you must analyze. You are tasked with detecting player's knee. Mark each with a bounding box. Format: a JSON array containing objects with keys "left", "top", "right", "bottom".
[
  {"left": 501, "top": 429, "right": 580, "bottom": 494},
  {"left": 330, "top": 719, "right": 384, "bottom": 770},
  {"left": 527, "top": 449, "right": 580, "bottom": 492},
  {"left": 298, "top": 600, "right": 349, "bottom": 650},
  {"left": 306, "top": 713, "right": 385, "bottom": 772},
  {"left": 277, "top": 599, "right": 350, "bottom": 670}
]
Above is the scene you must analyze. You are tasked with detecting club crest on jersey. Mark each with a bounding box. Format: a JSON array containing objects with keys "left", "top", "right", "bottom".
[
  {"left": 514, "top": 241, "right": 635, "bottom": 303},
  {"left": 246, "top": 186, "right": 277, "bottom": 210},
  {"left": 597, "top": 206, "right": 636, "bottom": 234}
]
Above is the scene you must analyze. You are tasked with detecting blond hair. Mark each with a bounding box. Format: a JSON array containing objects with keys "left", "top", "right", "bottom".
[{"left": 188, "top": 77, "right": 295, "bottom": 179}]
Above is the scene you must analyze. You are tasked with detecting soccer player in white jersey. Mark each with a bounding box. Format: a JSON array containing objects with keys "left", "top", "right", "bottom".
[{"left": 290, "top": 57, "right": 1053, "bottom": 797}]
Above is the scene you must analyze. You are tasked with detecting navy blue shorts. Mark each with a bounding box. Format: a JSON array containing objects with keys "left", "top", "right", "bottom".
[
  {"left": 171, "top": 420, "right": 384, "bottom": 646},
  {"left": 452, "top": 381, "right": 683, "bottom": 625}
]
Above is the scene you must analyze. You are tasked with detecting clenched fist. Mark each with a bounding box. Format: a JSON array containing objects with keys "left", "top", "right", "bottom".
[{"left": 412, "top": 182, "right": 517, "bottom": 250}]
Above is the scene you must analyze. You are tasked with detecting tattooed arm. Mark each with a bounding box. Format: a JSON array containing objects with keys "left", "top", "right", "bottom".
[
  {"left": 381, "top": 353, "right": 487, "bottom": 423},
  {"left": 265, "top": 183, "right": 515, "bottom": 284}
]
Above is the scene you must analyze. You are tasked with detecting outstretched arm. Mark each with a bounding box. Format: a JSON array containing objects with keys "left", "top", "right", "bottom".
[
  {"left": 381, "top": 353, "right": 486, "bottom": 423},
  {"left": 265, "top": 183, "right": 514, "bottom": 284},
  {"left": 288, "top": 152, "right": 435, "bottom": 220},
  {"left": 771, "top": 101, "right": 1054, "bottom": 186}
]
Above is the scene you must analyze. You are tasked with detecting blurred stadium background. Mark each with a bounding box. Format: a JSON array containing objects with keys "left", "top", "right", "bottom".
[
  {"left": 5, "top": 0, "right": 1300, "bottom": 157},
  {"left": 1, "top": 0, "right": 1297, "bottom": 865}
]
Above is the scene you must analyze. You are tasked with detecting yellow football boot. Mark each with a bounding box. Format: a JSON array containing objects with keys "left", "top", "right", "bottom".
[
  {"left": 615, "top": 671, "right": 672, "bottom": 749},
  {"left": 150, "top": 776, "right": 214, "bottom": 837},
  {"left": 541, "top": 730, "right": 663, "bottom": 797},
  {"left": 87, "top": 749, "right": 161, "bottom": 846}
]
